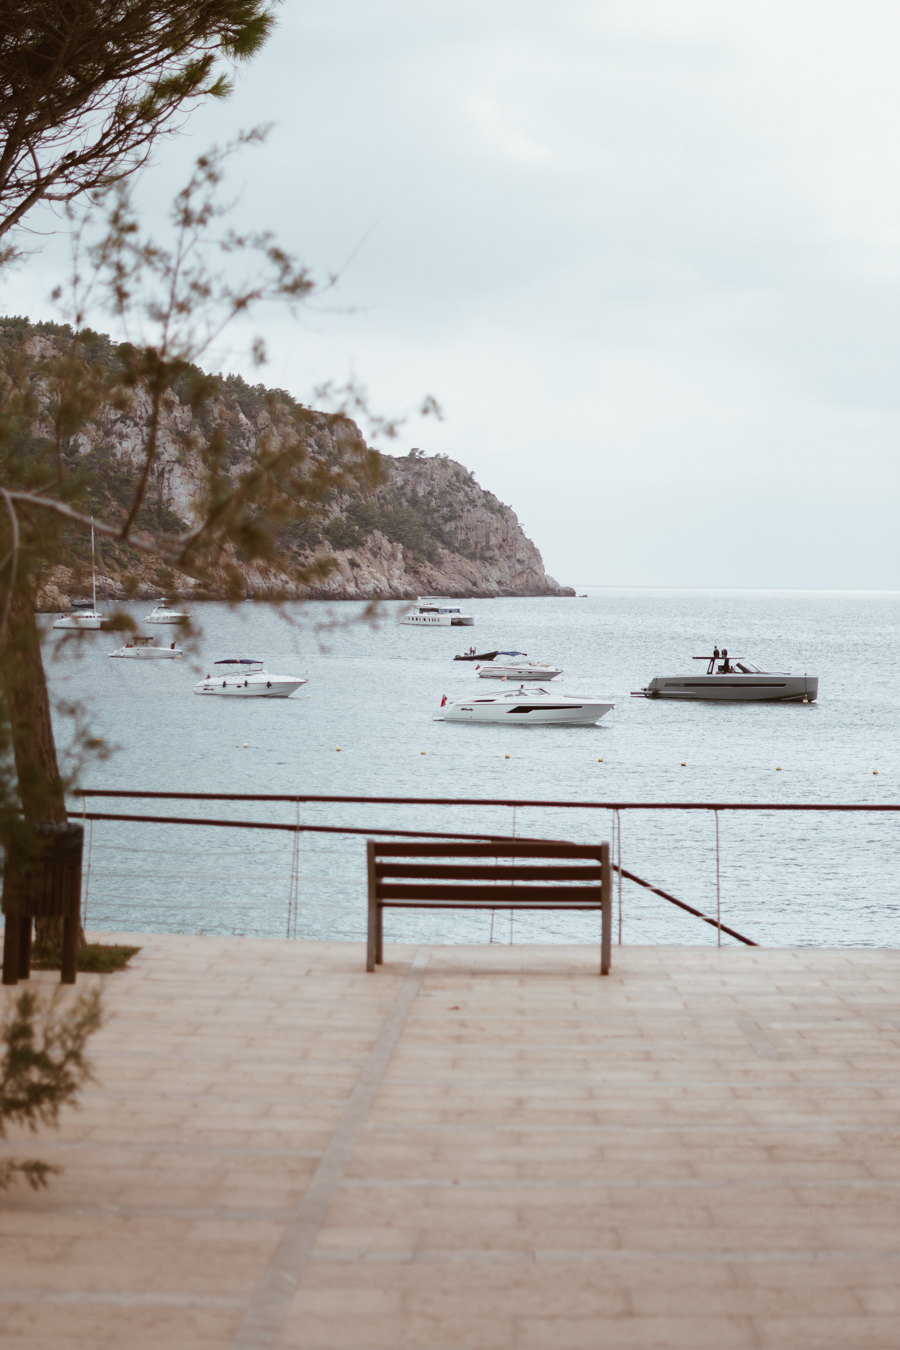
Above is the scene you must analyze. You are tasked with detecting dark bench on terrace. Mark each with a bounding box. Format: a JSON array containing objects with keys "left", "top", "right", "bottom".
[{"left": 366, "top": 840, "right": 612, "bottom": 974}]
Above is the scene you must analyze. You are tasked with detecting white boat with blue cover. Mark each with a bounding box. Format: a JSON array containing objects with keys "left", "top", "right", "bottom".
[
  {"left": 477, "top": 656, "right": 563, "bottom": 680},
  {"left": 194, "top": 659, "right": 308, "bottom": 698},
  {"left": 436, "top": 687, "right": 613, "bottom": 726}
]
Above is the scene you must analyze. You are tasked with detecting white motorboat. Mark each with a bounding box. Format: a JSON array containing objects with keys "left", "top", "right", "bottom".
[
  {"left": 53, "top": 520, "right": 108, "bottom": 629},
  {"left": 194, "top": 659, "right": 308, "bottom": 698},
  {"left": 145, "top": 600, "right": 188, "bottom": 624},
  {"left": 477, "top": 657, "right": 563, "bottom": 680},
  {"left": 401, "top": 596, "right": 474, "bottom": 627},
  {"left": 109, "top": 636, "right": 183, "bottom": 659},
  {"left": 632, "top": 647, "right": 818, "bottom": 703},
  {"left": 436, "top": 687, "right": 614, "bottom": 726}
]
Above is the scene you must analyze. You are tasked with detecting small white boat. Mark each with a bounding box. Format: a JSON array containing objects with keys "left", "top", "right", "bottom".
[
  {"left": 109, "top": 636, "right": 183, "bottom": 659},
  {"left": 477, "top": 658, "right": 563, "bottom": 680},
  {"left": 436, "top": 687, "right": 614, "bottom": 726},
  {"left": 401, "top": 596, "right": 474, "bottom": 627},
  {"left": 194, "top": 659, "right": 308, "bottom": 698},
  {"left": 53, "top": 520, "right": 108, "bottom": 629},
  {"left": 145, "top": 600, "right": 188, "bottom": 624},
  {"left": 632, "top": 648, "right": 818, "bottom": 703},
  {"left": 53, "top": 607, "right": 104, "bottom": 630}
]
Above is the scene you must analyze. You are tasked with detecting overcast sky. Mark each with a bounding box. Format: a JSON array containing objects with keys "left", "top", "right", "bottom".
[{"left": 6, "top": 1, "right": 900, "bottom": 588}]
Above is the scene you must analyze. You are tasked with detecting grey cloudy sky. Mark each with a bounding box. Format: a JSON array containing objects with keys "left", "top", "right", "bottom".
[{"left": 6, "top": 1, "right": 900, "bottom": 588}]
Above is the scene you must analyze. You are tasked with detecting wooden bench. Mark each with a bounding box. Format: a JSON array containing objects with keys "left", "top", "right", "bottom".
[{"left": 366, "top": 840, "right": 612, "bottom": 974}]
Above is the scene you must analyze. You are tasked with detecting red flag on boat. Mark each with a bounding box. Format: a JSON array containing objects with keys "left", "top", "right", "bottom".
[
  {"left": 440, "top": 695, "right": 447, "bottom": 707},
  {"left": 475, "top": 664, "right": 480, "bottom": 670}
]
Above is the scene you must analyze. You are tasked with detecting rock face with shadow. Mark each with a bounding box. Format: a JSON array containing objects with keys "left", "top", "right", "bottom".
[{"left": 295, "top": 448, "right": 573, "bottom": 600}]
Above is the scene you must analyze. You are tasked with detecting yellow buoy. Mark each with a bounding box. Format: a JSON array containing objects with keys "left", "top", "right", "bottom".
[
  {"left": 598, "top": 757, "right": 603, "bottom": 762},
  {"left": 336, "top": 747, "right": 341, "bottom": 752},
  {"left": 421, "top": 751, "right": 426, "bottom": 755},
  {"left": 243, "top": 742, "right": 248, "bottom": 748},
  {"left": 505, "top": 754, "right": 510, "bottom": 759},
  {"left": 680, "top": 761, "right": 686, "bottom": 767},
  {"left": 776, "top": 766, "right": 782, "bottom": 771},
  {"left": 874, "top": 769, "right": 878, "bottom": 775}
]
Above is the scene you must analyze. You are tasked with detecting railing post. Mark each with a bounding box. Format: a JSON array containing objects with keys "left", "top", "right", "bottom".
[
  {"left": 367, "top": 841, "right": 378, "bottom": 972},
  {"left": 600, "top": 841, "right": 612, "bottom": 975}
]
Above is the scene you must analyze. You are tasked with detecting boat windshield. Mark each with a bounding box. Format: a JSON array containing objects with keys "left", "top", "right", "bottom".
[{"left": 214, "top": 659, "right": 263, "bottom": 668}]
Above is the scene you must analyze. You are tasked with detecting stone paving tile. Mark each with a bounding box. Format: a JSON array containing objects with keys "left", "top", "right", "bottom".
[{"left": 6, "top": 934, "right": 900, "bottom": 1347}]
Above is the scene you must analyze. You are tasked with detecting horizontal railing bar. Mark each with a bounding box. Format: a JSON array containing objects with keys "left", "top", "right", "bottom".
[
  {"left": 68, "top": 812, "right": 518, "bottom": 842},
  {"left": 72, "top": 789, "right": 900, "bottom": 812}
]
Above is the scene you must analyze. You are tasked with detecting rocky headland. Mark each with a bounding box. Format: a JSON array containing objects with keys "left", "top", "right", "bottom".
[{"left": 3, "top": 319, "right": 572, "bottom": 607}]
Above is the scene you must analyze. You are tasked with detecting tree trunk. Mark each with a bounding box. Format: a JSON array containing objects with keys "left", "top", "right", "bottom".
[{"left": 0, "top": 589, "right": 83, "bottom": 948}]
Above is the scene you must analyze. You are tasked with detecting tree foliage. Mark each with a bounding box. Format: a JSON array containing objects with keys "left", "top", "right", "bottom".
[
  {"left": 0, "top": 0, "right": 277, "bottom": 239},
  {"left": 0, "top": 985, "right": 103, "bottom": 1191},
  {"left": 0, "top": 139, "right": 383, "bottom": 625}
]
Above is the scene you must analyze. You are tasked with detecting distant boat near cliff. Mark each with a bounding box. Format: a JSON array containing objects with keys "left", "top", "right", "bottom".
[{"left": 401, "top": 597, "right": 474, "bottom": 627}]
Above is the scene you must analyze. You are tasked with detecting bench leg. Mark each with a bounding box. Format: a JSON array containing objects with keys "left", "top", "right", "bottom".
[
  {"left": 600, "top": 841, "right": 612, "bottom": 976},
  {"left": 376, "top": 902, "right": 383, "bottom": 966}
]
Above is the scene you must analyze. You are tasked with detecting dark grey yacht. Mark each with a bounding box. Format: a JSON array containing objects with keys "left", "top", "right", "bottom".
[{"left": 632, "top": 648, "right": 817, "bottom": 703}]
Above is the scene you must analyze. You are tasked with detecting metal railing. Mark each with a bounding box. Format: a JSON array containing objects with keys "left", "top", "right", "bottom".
[{"left": 63, "top": 790, "right": 900, "bottom": 950}]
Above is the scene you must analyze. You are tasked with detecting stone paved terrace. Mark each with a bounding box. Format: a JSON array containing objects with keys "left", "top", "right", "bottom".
[{"left": 3, "top": 935, "right": 900, "bottom": 1348}]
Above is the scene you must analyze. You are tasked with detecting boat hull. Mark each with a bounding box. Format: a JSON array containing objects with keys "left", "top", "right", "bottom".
[
  {"left": 109, "top": 647, "right": 182, "bottom": 659},
  {"left": 53, "top": 614, "right": 103, "bottom": 629},
  {"left": 477, "top": 665, "right": 562, "bottom": 680},
  {"left": 439, "top": 698, "right": 613, "bottom": 726},
  {"left": 194, "top": 675, "right": 307, "bottom": 697},
  {"left": 640, "top": 675, "right": 818, "bottom": 703},
  {"left": 400, "top": 613, "right": 451, "bottom": 627}
]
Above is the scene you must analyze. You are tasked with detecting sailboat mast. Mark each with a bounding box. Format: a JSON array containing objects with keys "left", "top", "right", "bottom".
[{"left": 91, "top": 519, "right": 96, "bottom": 610}]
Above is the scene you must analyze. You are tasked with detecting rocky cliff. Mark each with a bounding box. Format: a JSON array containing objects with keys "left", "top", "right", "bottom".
[
  {"left": 3, "top": 319, "right": 572, "bottom": 606},
  {"left": 295, "top": 449, "right": 571, "bottom": 601}
]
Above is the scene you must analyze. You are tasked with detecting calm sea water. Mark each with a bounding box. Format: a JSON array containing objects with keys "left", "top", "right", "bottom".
[{"left": 44, "top": 588, "right": 900, "bottom": 949}]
